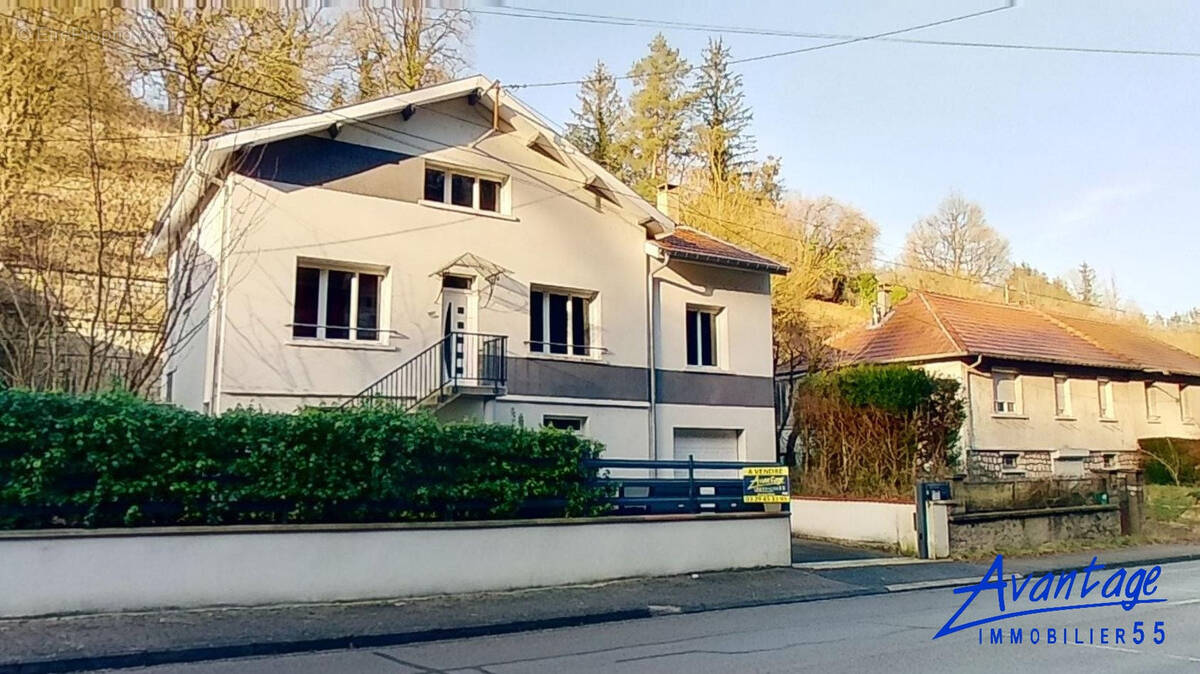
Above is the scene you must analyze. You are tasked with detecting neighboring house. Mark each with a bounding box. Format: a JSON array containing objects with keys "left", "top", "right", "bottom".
[
  {"left": 831, "top": 291, "right": 1200, "bottom": 478},
  {"left": 146, "top": 75, "right": 787, "bottom": 465}
]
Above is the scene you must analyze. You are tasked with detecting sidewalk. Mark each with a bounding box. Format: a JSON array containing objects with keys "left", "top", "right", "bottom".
[{"left": 4, "top": 543, "right": 1199, "bottom": 673}]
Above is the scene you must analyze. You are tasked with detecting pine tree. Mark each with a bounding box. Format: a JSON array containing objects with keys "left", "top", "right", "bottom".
[
  {"left": 565, "top": 61, "right": 626, "bottom": 174},
  {"left": 692, "top": 38, "right": 754, "bottom": 188},
  {"left": 626, "top": 34, "right": 695, "bottom": 199},
  {"left": 1076, "top": 261, "right": 1098, "bottom": 305}
]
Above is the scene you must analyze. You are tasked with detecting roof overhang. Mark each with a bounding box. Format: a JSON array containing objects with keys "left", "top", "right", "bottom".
[{"left": 144, "top": 74, "right": 676, "bottom": 255}]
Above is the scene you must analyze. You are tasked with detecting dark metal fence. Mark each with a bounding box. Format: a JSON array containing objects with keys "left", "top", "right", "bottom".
[
  {"left": 342, "top": 332, "right": 507, "bottom": 410},
  {"left": 586, "top": 457, "right": 789, "bottom": 515}
]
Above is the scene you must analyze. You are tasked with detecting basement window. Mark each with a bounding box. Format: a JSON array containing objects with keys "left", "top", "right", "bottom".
[
  {"left": 424, "top": 165, "right": 505, "bottom": 214},
  {"left": 293, "top": 262, "right": 384, "bottom": 342},
  {"left": 543, "top": 415, "right": 586, "bottom": 432}
]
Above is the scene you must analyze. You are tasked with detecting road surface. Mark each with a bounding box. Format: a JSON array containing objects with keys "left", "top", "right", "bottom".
[{"left": 101, "top": 559, "right": 1200, "bottom": 673}]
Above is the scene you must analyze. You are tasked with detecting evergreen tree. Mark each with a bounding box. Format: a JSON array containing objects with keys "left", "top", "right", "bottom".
[
  {"left": 565, "top": 61, "right": 626, "bottom": 174},
  {"left": 626, "top": 34, "right": 695, "bottom": 199},
  {"left": 692, "top": 38, "right": 754, "bottom": 188}
]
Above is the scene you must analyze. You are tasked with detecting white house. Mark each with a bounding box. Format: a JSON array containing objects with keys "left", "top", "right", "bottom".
[{"left": 147, "top": 75, "right": 787, "bottom": 464}]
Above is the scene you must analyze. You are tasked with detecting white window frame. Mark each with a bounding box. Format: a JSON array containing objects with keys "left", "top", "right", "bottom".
[
  {"left": 992, "top": 368, "right": 1021, "bottom": 416},
  {"left": 1098, "top": 378, "right": 1116, "bottom": 420},
  {"left": 1183, "top": 384, "right": 1196, "bottom": 425},
  {"left": 1053, "top": 373, "right": 1073, "bottom": 418},
  {"left": 422, "top": 163, "right": 508, "bottom": 215},
  {"left": 686, "top": 305, "right": 723, "bottom": 368},
  {"left": 1000, "top": 451, "right": 1025, "bottom": 476},
  {"left": 529, "top": 285, "right": 598, "bottom": 358},
  {"left": 293, "top": 260, "right": 388, "bottom": 344}
]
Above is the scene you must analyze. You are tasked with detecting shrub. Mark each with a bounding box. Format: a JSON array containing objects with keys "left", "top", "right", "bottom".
[
  {"left": 0, "top": 390, "right": 605, "bottom": 529},
  {"left": 1139, "top": 437, "right": 1200, "bottom": 486},
  {"left": 793, "top": 365, "right": 964, "bottom": 500}
]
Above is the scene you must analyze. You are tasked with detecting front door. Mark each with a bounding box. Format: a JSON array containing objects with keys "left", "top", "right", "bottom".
[{"left": 441, "top": 276, "right": 475, "bottom": 385}]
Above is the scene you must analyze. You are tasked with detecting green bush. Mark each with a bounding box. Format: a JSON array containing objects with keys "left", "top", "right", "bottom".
[
  {"left": 1139, "top": 437, "right": 1200, "bottom": 486},
  {"left": 0, "top": 390, "right": 605, "bottom": 529}
]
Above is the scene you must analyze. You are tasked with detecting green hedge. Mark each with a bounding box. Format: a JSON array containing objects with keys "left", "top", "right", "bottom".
[{"left": 0, "top": 390, "right": 605, "bottom": 529}]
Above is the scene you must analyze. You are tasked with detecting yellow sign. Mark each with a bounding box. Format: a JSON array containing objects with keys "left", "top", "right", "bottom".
[{"left": 741, "top": 466, "right": 789, "bottom": 503}]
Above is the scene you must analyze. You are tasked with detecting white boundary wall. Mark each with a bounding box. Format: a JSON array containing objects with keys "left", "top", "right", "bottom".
[
  {"left": 790, "top": 498, "right": 917, "bottom": 553},
  {"left": 0, "top": 513, "right": 789, "bottom": 618}
]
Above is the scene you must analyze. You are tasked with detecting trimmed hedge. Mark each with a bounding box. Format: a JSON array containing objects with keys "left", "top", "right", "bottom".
[{"left": 0, "top": 390, "right": 605, "bottom": 529}]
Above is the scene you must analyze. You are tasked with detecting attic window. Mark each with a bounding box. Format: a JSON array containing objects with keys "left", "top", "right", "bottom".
[{"left": 424, "top": 165, "right": 505, "bottom": 214}]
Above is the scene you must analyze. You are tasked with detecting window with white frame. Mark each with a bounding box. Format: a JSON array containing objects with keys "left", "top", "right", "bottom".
[
  {"left": 292, "top": 262, "right": 383, "bottom": 341},
  {"left": 686, "top": 306, "right": 720, "bottom": 367},
  {"left": 1184, "top": 385, "right": 1196, "bottom": 424},
  {"left": 1098, "top": 378, "right": 1116, "bottom": 420},
  {"left": 423, "top": 165, "right": 504, "bottom": 213},
  {"left": 1054, "top": 373, "right": 1072, "bottom": 417},
  {"left": 543, "top": 415, "right": 586, "bottom": 432},
  {"left": 529, "top": 286, "right": 594, "bottom": 356},
  {"left": 992, "top": 369, "right": 1019, "bottom": 414}
]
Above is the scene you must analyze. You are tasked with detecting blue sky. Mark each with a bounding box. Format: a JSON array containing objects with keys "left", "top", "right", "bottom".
[{"left": 469, "top": 0, "right": 1199, "bottom": 317}]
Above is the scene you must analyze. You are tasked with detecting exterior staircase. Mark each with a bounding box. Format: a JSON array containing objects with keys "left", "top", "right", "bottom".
[{"left": 342, "top": 332, "right": 507, "bottom": 412}]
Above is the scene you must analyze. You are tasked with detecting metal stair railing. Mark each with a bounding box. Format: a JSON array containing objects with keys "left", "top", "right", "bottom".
[{"left": 342, "top": 332, "right": 507, "bottom": 411}]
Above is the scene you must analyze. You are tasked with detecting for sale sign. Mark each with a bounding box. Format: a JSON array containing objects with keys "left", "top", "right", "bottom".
[{"left": 741, "top": 466, "right": 789, "bottom": 503}]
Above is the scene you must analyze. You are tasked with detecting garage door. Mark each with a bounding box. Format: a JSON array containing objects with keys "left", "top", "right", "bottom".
[{"left": 673, "top": 428, "right": 740, "bottom": 477}]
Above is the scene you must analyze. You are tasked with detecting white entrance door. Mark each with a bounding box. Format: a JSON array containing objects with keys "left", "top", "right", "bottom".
[
  {"left": 440, "top": 276, "right": 476, "bottom": 385},
  {"left": 673, "top": 428, "right": 740, "bottom": 478}
]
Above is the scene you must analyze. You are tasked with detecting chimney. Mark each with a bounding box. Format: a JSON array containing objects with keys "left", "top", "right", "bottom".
[
  {"left": 871, "top": 285, "right": 892, "bottom": 327},
  {"left": 655, "top": 183, "right": 679, "bottom": 218}
]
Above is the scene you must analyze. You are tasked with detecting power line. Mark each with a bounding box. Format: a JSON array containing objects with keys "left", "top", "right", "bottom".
[
  {"left": 475, "top": 5, "right": 1200, "bottom": 63},
  {"left": 499, "top": 2, "right": 1017, "bottom": 89}
]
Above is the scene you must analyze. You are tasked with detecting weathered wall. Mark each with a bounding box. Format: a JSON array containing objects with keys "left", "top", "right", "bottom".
[
  {"left": 948, "top": 505, "right": 1121, "bottom": 556},
  {"left": 0, "top": 513, "right": 791, "bottom": 618}
]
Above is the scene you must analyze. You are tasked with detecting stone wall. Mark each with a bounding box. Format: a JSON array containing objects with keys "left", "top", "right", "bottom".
[
  {"left": 969, "top": 449, "right": 1137, "bottom": 479},
  {"left": 948, "top": 505, "right": 1121, "bottom": 556}
]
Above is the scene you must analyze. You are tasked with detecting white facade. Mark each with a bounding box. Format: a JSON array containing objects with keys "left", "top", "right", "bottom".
[{"left": 157, "top": 77, "right": 782, "bottom": 464}]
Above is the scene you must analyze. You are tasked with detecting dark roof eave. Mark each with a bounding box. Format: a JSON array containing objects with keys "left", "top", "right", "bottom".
[{"left": 663, "top": 249, "right": 789, "bottom": 275}]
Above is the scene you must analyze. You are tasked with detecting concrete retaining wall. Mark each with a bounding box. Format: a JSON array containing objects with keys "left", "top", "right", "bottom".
[
  {"left": 790, "top": 498, "right": 917, "bottom": 553},
  {"left": 0, "top": 513, "right": 790, "bottom": 618},
  {"left": 948, "top": 505, "right": 1121, "bottom": 556}
]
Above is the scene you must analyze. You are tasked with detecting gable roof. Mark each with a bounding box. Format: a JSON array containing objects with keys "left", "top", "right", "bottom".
[
  {"left": 650, "top": 227, "right": 789, "bottom": 275},
  {"left": 145, "top": 75, "right": 675, "bottom": 254},
  {"left": 833, "top": 291, "right": 1200, "bottom": 377}
]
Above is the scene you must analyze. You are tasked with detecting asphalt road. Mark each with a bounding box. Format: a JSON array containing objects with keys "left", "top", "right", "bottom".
[{"left": 101, "top": 560, "right": 1200, "bottom": 674}]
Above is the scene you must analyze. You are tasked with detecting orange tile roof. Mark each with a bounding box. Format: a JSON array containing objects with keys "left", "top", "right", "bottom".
[
  {"left": 652, "top": 227, "right": 789, "bottom": 274},
  {"left": 832, "top": 292, "right": 1200, "bottom": 376}
]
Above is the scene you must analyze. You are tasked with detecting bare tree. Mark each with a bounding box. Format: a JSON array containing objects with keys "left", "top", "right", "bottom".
[
  {"left": 903, "top": 192, "right": 1010, "bottom": 283},
  {"left": 122, "top": 8, "right": 331, "bottom": 138},
  {"left": 338, "top": 4, "right": 471, "bottom": 101}
]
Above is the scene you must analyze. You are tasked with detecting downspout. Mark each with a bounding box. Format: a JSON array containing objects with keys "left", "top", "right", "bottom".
[
  {"left": 210, "top": 176, "right": 231, "bottom": 414},
  {"left": 961, "top": 355, "right": 984, "bottom": 462},
  {"left": 646, "top": 251, "right": 670, "bottom": 462}
]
